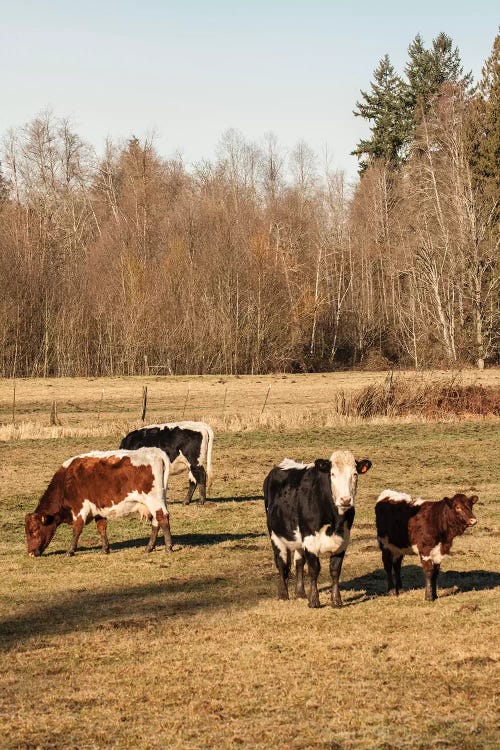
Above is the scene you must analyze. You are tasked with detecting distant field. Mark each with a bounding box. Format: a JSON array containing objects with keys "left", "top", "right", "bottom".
[
  {"left": 1, "top": 368, "right": 499, "bottom": 440},
  {"left": 0, "top": 375, "right": 499, "bottom": 749}
]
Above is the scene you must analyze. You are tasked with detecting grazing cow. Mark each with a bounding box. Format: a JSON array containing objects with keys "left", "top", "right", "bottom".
[
  {"left": 120, "top": 421, "right": 214, "bottom": 504},
  {"left": 375, "top": 490, "right": 478, "bottom": 601},
  {"left": 24, "top": 448, "right": 173, "bottom": 557},
  {"left": 264, "top": 451, "right": 372, "bottom": 608}
]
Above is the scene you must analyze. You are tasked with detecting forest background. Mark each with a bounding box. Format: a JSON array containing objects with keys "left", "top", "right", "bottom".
[{"left": 0, "top": 31, "right": 498, "bottom": 378}]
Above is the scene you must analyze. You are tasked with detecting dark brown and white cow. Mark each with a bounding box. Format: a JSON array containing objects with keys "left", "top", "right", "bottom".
[
  {"left": 120, "top": 421, "right": 214, "bottom": 504},
  {"left": 375, "top": 489, "right": 478, "bottom": 601},
  {"left": 264, "top": 451, "right": 372, "bottom": 608},
  {"left": 24, "top": 448, "right": 173, "bottom": 557}
]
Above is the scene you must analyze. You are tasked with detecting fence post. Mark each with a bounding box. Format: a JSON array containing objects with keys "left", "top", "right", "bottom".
[
  {"left": 141, "top": 386, "right": 148, "bottom": 422},
  {"left": 260, "top": 384, "right": 271, "bottom": 416},
  {"left": 182, "top": 385, "right": 190, "bottom": 419}
]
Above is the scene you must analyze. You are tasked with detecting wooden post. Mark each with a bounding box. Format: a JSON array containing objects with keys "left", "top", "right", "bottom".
[
  {"left": 12, "top": 380, "right": 16, "bottom": 425},
  {"left": 181, "top": 385, "right": 190, "bottom": 419},
  {"left": 141, "top": 386, "right": 148, "bottom": 422},
  {"left": 97, "top": 388, "right": 104, "bottom": 423},
  {"left": 50, "top": 400, "right": 62, "bottom": 426},
  {"left": 260, "top": 385, "right": 271, "bottom": 416},
  {"left": 221, "top": 385, "right": 228, "bottom": 416},
  {"left": 144, "top": 355, "right": 149, "bottom": 376}
]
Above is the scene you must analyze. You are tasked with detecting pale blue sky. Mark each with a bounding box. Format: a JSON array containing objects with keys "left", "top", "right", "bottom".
[{"left": 1, "top": 1, "right": 498, "bottom": 180}]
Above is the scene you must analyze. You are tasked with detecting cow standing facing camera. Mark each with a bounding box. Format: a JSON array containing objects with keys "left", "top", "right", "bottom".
[
  {"left": 375, "top": 490, "right": 478, "bottom": 601},
  {"left": 264, "top": 451, "right": 372, "bottom": 608}
]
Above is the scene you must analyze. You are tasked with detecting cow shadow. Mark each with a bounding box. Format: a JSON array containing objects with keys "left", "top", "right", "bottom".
[
  {"left": 169, "top": 495, "right": 263, "bottom": 504},
  {"left": 58, "top": 531, "right": 266, "bottom": 554},
  {"left": 0, "top": 573, "right": 273, "bottom": 651},
  {"left": 339, "top": 566, "right": 500, "bottom": 596},
  {"left": 209, "top": 495, "right": 263, "bottom": 504}
]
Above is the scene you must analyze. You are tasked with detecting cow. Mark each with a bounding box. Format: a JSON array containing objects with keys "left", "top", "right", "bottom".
[
  {"left": 263, "top": 451, "right": 372, "bottom": 608},
  {"left": 120, "top": 421, "right": 214, "bottom": 504},
  {"left": 24, "top": 448, "right": 173, "bottom": 557},
  {"left": 375, "top": 490, "right": 478, "bottom": 601}
]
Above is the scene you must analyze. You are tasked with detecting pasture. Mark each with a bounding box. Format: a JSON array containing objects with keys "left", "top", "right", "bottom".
[{"left": 1, "top": 372, "right": 499, "bottom": 750}]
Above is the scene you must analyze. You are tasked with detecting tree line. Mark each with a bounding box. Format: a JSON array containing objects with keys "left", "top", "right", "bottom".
[{"left": 0, "top": 31, "right": 498, "bottom": 377}]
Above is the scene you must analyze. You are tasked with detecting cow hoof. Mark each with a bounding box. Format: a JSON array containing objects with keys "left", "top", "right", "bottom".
[
  {"left": 102, "top": 549, "right": 110, "bottom": 555},
  {"left": 388, "top": 589, "right": 398, "bottom": 597},
  {"left": 295, "top": 591, "right": 307, "bottom": 599},
  {"left": 145, "top": 546, "right": 155, "bottom": 554},
  {"left": 165, "top": 545, "right": 174, "bottom": 552},
  {"left": 332, "top": 601, "right": 343, "bottom": 608},
  {"left": 308, "top": 601, "right": 321, "bottom": 609},
  {"left": 66, "top": 550, "right": 75, "bottom": 557}
]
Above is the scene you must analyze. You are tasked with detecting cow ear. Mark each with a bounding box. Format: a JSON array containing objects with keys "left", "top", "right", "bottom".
[
  {"left": 470, "top": 495, "right": 479, "bottom": 505},
  {"left": 314, "top": 459, "right": 331, "bottom": 473},
  {"left": 444, "top": 497, "right": 453, "bottom": 507},
  {"left": 356, "top": 459, "right": 372, "bottom": 474}
]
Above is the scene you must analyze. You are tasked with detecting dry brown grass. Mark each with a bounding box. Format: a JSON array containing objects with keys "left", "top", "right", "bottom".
[
  {"left": 0, "top": 379, "right": 499, "bottom": 749},
  {"left": 1, "top": 369, "right": 499, "bottom": 441}
]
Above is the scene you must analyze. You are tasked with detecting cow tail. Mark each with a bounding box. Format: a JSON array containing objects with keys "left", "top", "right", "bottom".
[
  {"left": 161, "top": 453, "right": 170, "bottom": 506},
  {"left": 205, "top": 425, "right": 214, "bottom": 491}
]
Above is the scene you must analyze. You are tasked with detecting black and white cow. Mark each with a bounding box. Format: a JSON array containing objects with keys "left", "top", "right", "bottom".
[
  {"left": 263, "top": 451, "right": 372, "bottom": 608},
  {"left": 120, "top": 421, "right": 214, "bottom": 504}
]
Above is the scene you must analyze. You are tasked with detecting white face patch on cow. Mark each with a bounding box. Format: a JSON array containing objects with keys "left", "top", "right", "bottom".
[
  {"left": 303, "top": 525, "right": 350, "bottom": 557},
  {"left": 376, "top": 489, "right": 425, "bottom": 505},
  {"left": 329, "top": 450, "right": 358, "bottom": 510},
  {"left": 421, "top": 543, "right": 445, "bottom": 564}
]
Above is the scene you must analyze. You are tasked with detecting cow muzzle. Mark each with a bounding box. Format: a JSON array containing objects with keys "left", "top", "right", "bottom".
[
  {"left": 338, "top": 497, "right": 353, "bottom": 508},
  {"left": 29, "top": 550, "right": 41, "bottom": 557},
  {"left": 468, "top": 518, "right": 477, "bottom": 526}
]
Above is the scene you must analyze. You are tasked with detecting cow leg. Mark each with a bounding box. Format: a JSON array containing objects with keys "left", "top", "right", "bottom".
[
  {"left": 272, "top": 541, "right": 291, "bottom": 600},
  {"left": 393, "top": 555, "right": 403, "bottom": 594},
  {"left": 294, "top": 551, "right": 306, "bottom": 599},
  {"left": 156, "top": 509, "right": 173, "bottom": 552},
  {"left": 382, "top": 547, "right": 396, "bottom": 595},
  {"left": 330, "top": 551, "right": 345, "bottom": 608},
  {"left": 431, "top": 563, "right": 440, "bottom": 600},
  {"left": 66, "top": 517, "right": 84, "bottom": 557},
  {"left": 304, "top": 550, "right": 321, "bottom": 608},
  {"left": 421, "top": 558, "right": 437, "bottom": 601},
  {"left": 189, "top": 465, "right": 207, "bottom": 504},
  {"left": 145, "top": 522, "right": 160, "bottom": 553},
  {"left": 95, "top": 516, "right": 110, "bottom": 554},
  {"left": 184, "top": 475, "right": 197, "bottom": 505}
]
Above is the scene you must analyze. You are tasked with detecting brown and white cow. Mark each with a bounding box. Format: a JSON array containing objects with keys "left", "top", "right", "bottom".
[
  {"left": 24, "top": 448, "right": 173, "bottom": 557},
  {"left": 375, "top": 489, "right": 478, "bottom": 601}
]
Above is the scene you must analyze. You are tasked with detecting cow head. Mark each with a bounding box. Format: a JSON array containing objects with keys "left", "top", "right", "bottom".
[
  {"left": 24, "top": 512, "right": 57, "bottom": 556},
  {"left": 328, "top": 450, "right": 372, "bottom": 511},
  {"left": 445, "top": 493, "right": 478, "bottom": 531}
]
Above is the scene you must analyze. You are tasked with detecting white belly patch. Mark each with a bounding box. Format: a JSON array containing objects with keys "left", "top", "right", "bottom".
[
  {"left": 271, "top": 530, "right": 303, "bottom": 563},
  {"left": 303, "top": 525, "right": 349, "bottom": 557},
  {"left": 421, "top": 543, "right": 444, "bottom": 564},
  {"left": 378, "top": 535, "right": 417, "bottom": 558}
]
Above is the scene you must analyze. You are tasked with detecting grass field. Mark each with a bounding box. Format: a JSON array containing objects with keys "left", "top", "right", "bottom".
[{"left": 1, "top": 373, "right": 499, "bottom": 749}]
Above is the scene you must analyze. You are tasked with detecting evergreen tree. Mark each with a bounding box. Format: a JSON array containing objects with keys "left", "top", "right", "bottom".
[
  {"left": 465, "top": 32, "right": 500, "bottom": 206},
  {"left": 402, "top": 33, "right": 473, "bottom": 149},
  {"left": 352, "top": 54, "right": 406, "bottom": 172}
]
